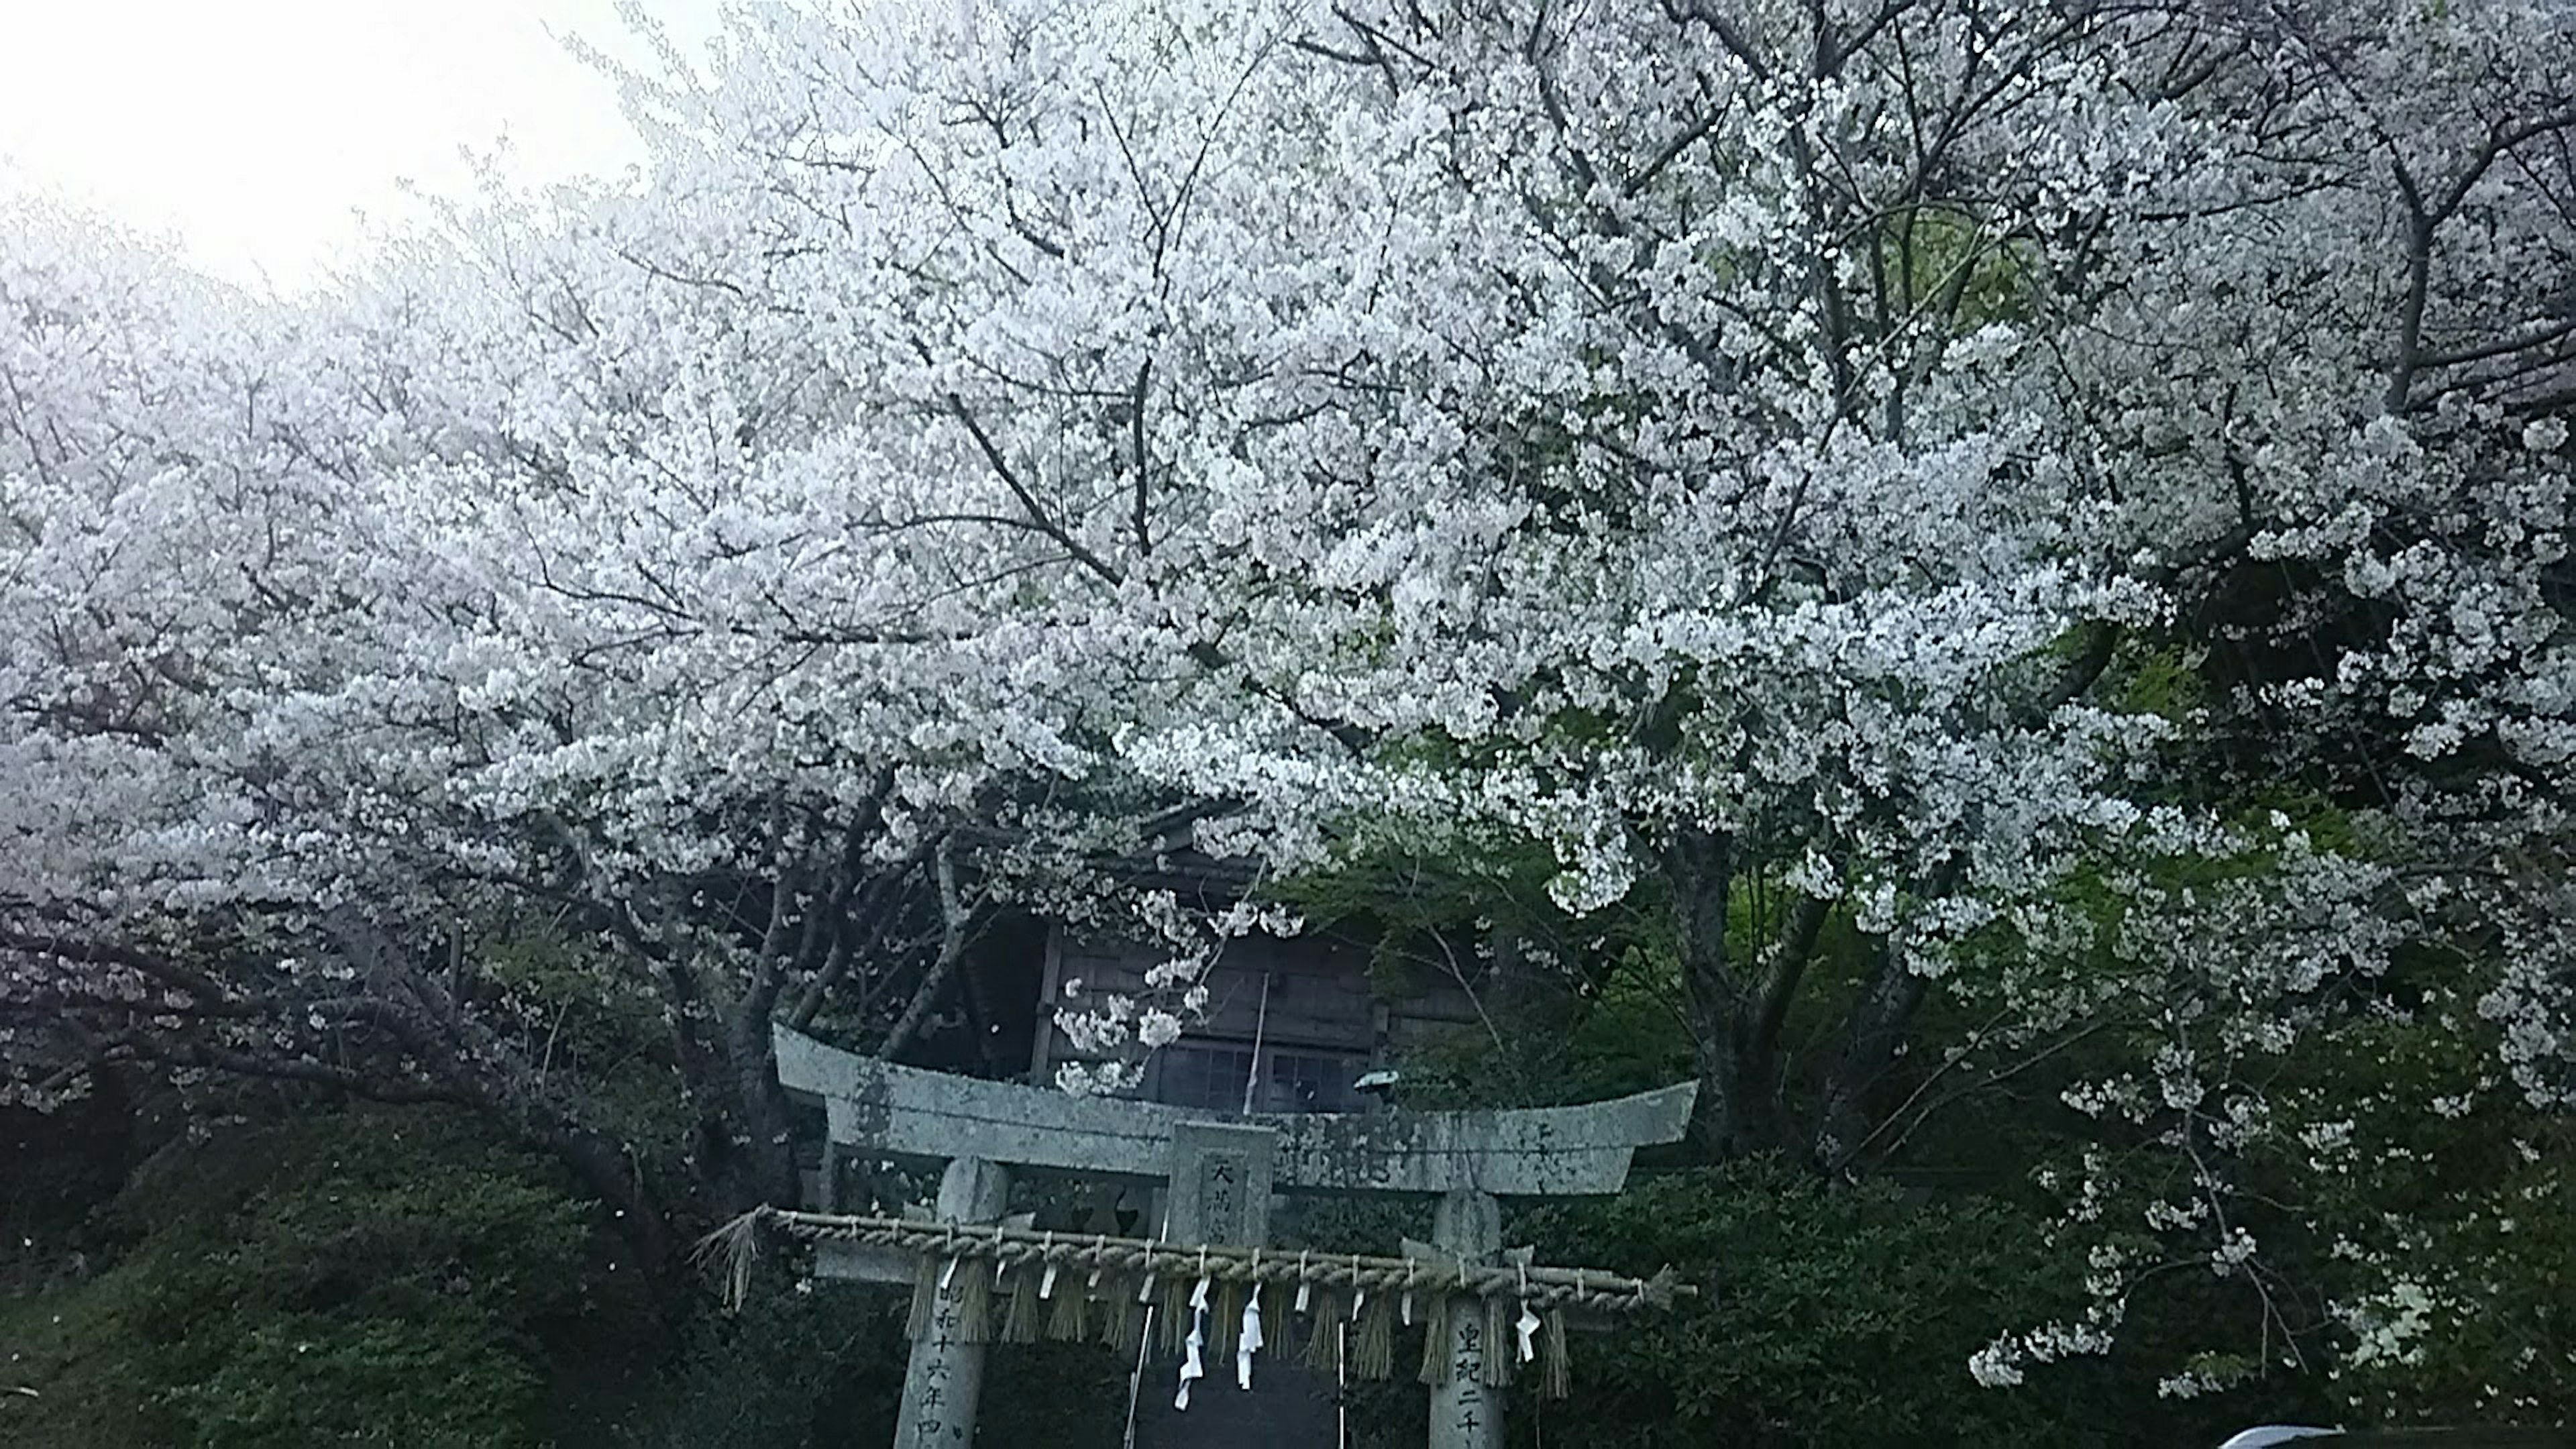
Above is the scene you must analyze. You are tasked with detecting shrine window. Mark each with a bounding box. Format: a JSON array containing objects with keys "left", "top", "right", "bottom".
[
  {"left": 1263, "top": 1050, "right": 1358, "bottom": 1113},
  {"left": 1151, "top": 1042, "right": 1362, "bottom": 1114},
  {"left": 1158, "top": 1042, "right": 1258, "bottom": 1110}
]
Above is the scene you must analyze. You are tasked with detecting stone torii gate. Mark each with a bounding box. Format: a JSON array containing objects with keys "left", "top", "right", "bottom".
[{"left": 769, "top": 1024, "right": 1697, "bottom": 1448}]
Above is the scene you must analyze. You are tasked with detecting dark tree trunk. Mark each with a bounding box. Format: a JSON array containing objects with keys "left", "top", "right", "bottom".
[
  {"left": 1479, "top": 925, "right": 1548, "bottom": 1019},
  {"left": 1811, "top": 940, "right": 1933, "bottom": 1176},
  {"left": 538, "top": 1111, "right": 678, "bottom": 1272},
  {"left": 722, "top": 989, "right": 802, "bottom": 1213},
  {"left": 1666, "top": 826, "right": 1769, "bottom": 1156}
]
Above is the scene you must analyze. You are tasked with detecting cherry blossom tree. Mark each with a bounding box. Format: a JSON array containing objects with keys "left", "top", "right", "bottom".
[
  {"left": 582, "top": 0, "right": 2567, "bottom": 1402},
  {"left": 0, "top": 184, "right": 1165, "bottom": 1256},
  {"left": 4, "top": 0, "right": 2569, "bottom": 1411}
]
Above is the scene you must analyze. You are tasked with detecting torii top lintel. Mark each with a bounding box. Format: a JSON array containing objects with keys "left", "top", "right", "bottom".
[{"left": 776, "top": 1025, "right": 1697, "bottom": 1197}]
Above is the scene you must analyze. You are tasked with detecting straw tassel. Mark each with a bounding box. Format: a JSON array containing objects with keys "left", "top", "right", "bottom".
[
  {"left": 1002, "top": 1264, "right": 1042, "bottom": 1344},
  {"left": 690, "top": 1208, "right": 766, "bottom": 1314},
  {"left": 1046, "top": 1272, "right": 1090, "bottom": 1342},
  {"left": 1542, "top": 1307, "right": 1571, "bottom": 1400},
  {"left": 1481, "top": 1297, "right": 1513, "bottom": 1389},
  {"left": 1108, "top": 1296, "right": 1146, "bottom": 1354},
  {"left": 1157, "top": 1278, "right": 1193, "bottom": 1356},
  {"left": 1352, "top": 1294, "right": 1395, "bottom": 1381},
  {"left": 1211, "top": 1278, "right": 1245, "bottom": 1358},
  {"left": 1416, "top": 1294, "right": 1454, "bottom": 1387},
  {"left": 1092, "top": 1273, "right": 1124, "bottom": 1348},
  {"left": 951, "top": 1262, "right": 991, "bottom": 1345},
  {"left": 1301, "top": 1289, "right": 1343, "bottom": 1375}
]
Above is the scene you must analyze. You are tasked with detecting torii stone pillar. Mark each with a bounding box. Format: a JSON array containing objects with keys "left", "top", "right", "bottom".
[
  {"left": 894, "top": 1157, "right": 1012, "bottom": 1448},
  {"left": 1430, "top": 1189, "right": 1503, "bottom": 1449}
]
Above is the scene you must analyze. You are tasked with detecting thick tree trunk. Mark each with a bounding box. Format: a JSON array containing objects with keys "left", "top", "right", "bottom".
[
  {"left": 329, "top": 916, "right": 691, "bottom": 1276},
  {"left": 1811, "top": 940, "right": 1933, "bottom": 1177},
  {"left": 722, "top": 992, "right": 802, "bottom": 1213},
  {"left": 877, "top": 842, "right": 971, "bottom": 1063},
  {"left": 1732, "top": 892, "right": 1832, "bottom": 1155},
  {"left": 431, "top": 1013, "right": 686, "bottom": 1277},
  {"left": 378, "top": 993, "right": 685, "bottom": 1277},
  {"left": 535, "top": 1110, "right": 678, "bottom": 1272},
  {"left": 1811, "top": 853, "right": 1971, "bottom": 1176},
  {"left": 1666, "top": 826, "right": 1764, "bottom": 1155}
]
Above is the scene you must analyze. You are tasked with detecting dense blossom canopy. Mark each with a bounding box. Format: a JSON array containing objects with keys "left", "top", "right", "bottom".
[{"left": 4, "top": 0, "right": 2571, "bottom": 1413}]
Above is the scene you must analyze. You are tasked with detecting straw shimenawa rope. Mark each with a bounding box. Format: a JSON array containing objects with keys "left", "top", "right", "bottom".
[
  {"left": 696, "top": 1205, "right": 1678, "bottom": 1392},
  {"left": 700, "top": 1205, "right": 1694, "bottom": 1318}
]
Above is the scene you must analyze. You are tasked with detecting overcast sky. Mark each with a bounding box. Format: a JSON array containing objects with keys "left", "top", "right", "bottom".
[{"left": 0, "top": 0, "right": 724, "bottom": 290}]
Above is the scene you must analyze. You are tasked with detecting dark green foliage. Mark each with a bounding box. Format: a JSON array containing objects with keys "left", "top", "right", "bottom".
[
  {"left": 478, "top": 936, "right": 696, "bottom": 1185},
  {"left": 1, "top": 1108, "right": 595, "bottom": 1448},
  {"left": 611, "top": 1284, "right": 906, "bottom": 1449},
  {"left": 1509, "top": 1160, "right": 2190, "bottom": 1449},
  {"left": 609, "top": 1261, "right": 1134, "bottom": 1449},
  {"left": 2292, "top": 1017, "right": 2576, "bottom": 1427}
]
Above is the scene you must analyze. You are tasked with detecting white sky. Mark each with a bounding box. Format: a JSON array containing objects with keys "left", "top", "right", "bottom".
[{"left": 0, "top": 0, "right": 724, "bottom": 291}]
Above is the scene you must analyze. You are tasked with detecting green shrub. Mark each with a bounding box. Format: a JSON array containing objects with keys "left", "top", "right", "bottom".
[
  {"left": 1511, "top": 1160, "right": 2156, "bottom": 1448},
  {"left": 1, "top": 1108, "right": 594, "bottom": 1448}
]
